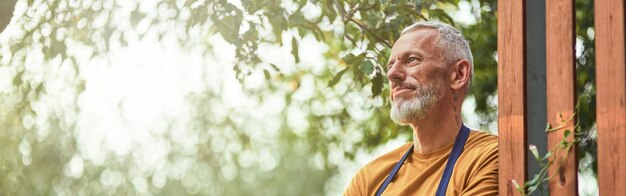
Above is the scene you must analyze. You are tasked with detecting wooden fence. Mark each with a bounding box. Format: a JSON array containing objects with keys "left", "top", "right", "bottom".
[{"left": 498, "top": 0, "right": 626, "bottom": 195}]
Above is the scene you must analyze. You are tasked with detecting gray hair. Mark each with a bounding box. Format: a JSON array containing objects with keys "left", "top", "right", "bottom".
[{"left": 401, "top": 21, "right": 474, "bottom": 92}]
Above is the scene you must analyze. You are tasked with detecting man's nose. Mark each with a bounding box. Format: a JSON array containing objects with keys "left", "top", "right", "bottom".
[{"left": 386, "top": 63, "right": 405, "bottom": 83}]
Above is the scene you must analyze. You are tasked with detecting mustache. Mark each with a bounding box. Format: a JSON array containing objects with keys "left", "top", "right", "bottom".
[
  {"left": 391, "top": 82, "right": 417, "bottom": 90},
  {"left": 390, "top": 83, "right": 416, "bottom": 102}
]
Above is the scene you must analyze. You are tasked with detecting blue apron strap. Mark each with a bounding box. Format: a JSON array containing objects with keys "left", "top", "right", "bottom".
[
  {"left": 374, "top": 125, "right": 471, "bottom": 196},
  {"left": 435, "top": 125, "right": 470, "bottom": 196},
  {"left": 375, "top": 145, "right": 414, "bottom": 196}
]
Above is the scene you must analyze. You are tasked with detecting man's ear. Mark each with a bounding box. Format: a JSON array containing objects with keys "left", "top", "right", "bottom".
[{"left": 449, "top": 60, "right": 471, "bottom": 91}]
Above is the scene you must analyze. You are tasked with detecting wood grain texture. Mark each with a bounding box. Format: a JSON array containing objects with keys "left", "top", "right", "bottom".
[
  {"left": 545, "top": 0, "right": 578, "bottom": 195},
  {"left": 594, "top": 0, "right": 626, "bottom": 195},
  {"left": 498, "top": 0, "right": 527, "bottom": 195}
]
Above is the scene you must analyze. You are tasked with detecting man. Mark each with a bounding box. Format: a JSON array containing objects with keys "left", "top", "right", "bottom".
[{"left": 344, "top": 21, "right": 498, "bottom": 196}]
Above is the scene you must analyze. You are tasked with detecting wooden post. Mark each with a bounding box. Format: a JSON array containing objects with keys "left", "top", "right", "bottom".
[
  {"left": 545, "top": 0, "right": 578, "bottom": 195},
  {"left": 498, "top": 0, "right": 527, "bottom": 195},
  {"left": 595, "top": 0, "right": 626, "bottom": 195}
]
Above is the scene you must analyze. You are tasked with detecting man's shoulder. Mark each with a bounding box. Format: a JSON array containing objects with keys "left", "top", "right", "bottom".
[
  {"left": 457, "top": 130, "right": 499, "bottom": 195},
  {"left": 464, "top": 130, "right": 498, "bottom": 158},
  {"left": 467, "top": 130, "right": 498, "bottom": 149}
]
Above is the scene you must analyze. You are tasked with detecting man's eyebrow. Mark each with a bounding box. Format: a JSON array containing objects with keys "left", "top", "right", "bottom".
[
  {"left": 406, "top": 49, "right": 426, "bottom": 57},
  {"left": 387, "top": 47, "right": 428, "bottom": 63}
]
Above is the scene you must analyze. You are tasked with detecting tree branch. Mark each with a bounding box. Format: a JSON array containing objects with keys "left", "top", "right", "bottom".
[
  {"left": 349, "top": 17, "right": 392, "bottom": 48},
  {"left": 334, "top": 0, "right": 392, "bottom": 48}
]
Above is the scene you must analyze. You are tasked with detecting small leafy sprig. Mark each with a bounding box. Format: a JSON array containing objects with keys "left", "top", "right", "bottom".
[{"left": 515, "top": 95, "right": 590, "bottom": 195}]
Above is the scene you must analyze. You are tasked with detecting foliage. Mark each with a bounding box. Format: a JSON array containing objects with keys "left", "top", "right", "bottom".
[
  {"left": 523, "top": 111, "right": 578, "bottom": 195},
  {"left": 573, "top": 0, "right": 597, "bottom": 177}
]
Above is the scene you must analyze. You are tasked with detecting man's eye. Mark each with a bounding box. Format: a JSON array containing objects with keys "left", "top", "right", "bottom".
[{"left": 408, "top": 57, "right": 419, "bottom": 62}]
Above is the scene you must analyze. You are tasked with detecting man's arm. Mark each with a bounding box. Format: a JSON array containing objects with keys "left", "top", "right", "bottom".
[
  {"left": 344, "top": 168, "right": 367, "bottom": 196},
  {"left": 460, "top": 144, "right": 498, "bottom": 196}
]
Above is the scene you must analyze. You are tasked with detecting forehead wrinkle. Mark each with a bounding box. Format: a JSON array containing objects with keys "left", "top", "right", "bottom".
[
  {"left": 407, "top": 29, "right": 441, "bottom": 56},
  {"left": 403, "top": 48, "right": 426, "bottom": 58},
  {"left": 389, "top": 28, "right": 441, "bottom": 63},
  {"left": 419, "top": 30, "right": 443, "bottom": 59}
]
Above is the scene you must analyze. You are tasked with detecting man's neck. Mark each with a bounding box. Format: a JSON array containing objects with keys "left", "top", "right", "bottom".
[{"left": 409, "top": 103, "right": 463, "bottom": 154}]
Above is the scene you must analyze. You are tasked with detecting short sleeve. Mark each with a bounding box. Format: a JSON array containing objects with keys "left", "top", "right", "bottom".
[
  {"left": 344, "top": 168, "right": 367, "bottom": 196},
  {"left": 460, "top": 142, "right": 498, "bottom": 196}
]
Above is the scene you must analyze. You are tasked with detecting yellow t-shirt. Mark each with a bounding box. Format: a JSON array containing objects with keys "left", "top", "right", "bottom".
[{"left": 344, "top": 130, "right": 498, "bottom": 196}]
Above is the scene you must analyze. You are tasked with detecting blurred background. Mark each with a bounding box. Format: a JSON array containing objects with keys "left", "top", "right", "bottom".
[{"left": 0, "top": 0, "right": 597, "bottom": 195}]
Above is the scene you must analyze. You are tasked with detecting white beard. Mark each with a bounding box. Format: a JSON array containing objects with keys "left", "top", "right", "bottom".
[{"left": 390, "top": 83, "right": 440, "bottom": 125}]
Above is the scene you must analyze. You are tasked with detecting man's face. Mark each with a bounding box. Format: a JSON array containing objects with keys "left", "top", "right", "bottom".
[{"left": 386, "top": 28, "right": 447, "bottom": 124}]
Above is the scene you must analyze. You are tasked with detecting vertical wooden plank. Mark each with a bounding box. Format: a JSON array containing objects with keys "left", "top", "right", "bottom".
[
  {"left": 498, "top": 0, "right": 527, "bottom": 195},
  {"left": 545, "top": 0, "right": 578, "bottom": 195},
  {"left": 595, "top": 0, "right": 626, "bottom": 195}
]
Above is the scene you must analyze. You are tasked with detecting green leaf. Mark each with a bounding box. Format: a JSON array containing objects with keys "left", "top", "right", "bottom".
[
  {"left": 528, "top": 183, "right": 539, "bottom": 194},
  {"left": 292, "top": 37, "right": 300, "bottom": 63},
  {"left": 529, "top": 174, "right": 540, "bottom": 182},
  {"left": 328, "top": 67, "right": 349, "bottom": 87},
  {"left": 360, "top": 60, "right": 374, "bottom": 76},
  {"left": 564, "top": 130, "right": 572, "bottom": 138},
  {"left": 341, "top": 53, "right": 357, "bottom": 64},
  {"left": 543, "top": 152, "right": 552, "bottom": 160},
  {"left": 371, "top": 72, "right": 384, "bottom": 97},
  {"left": 341, "top": 53, "right": 366, "bottom": 65},
  {"left": 270, "top": 63, "right": 280, "bottom": 71},
  {"left": 527, "top": 174, "right": 541, "bottom": 188},
  {"left": 414, "top": 0, "right": 422, "bottom": 11},
  {"left": 263, "top": 69, "right": 271, "bottom": 80}
]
